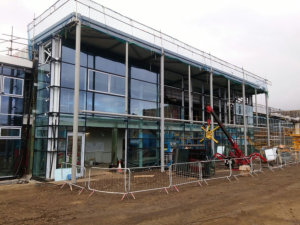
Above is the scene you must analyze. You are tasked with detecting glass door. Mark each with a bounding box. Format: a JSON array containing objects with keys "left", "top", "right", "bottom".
[{"left": 66, "top": 132, "right": 85, "bottom": 177}]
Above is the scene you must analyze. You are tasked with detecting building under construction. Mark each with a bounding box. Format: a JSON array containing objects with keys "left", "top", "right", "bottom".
[{"left": 0, "top": 0, "right": 298, "bottom": 180}]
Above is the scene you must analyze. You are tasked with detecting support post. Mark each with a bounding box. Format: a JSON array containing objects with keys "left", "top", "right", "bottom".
[
  {"left": 181, "top": 77, "right": 184, "bottom": 120},
  {"left": 160, "top": 51, "right": 165, "bottom": 172},
  {"left": 218, "top": 88, "right": 222, "bottom": 122},
  {"left": 202, "top": 82, "right": 205, "bottom": 122},
  {"left": 228, "top": 80, "right": 231, "bottom": 124},
  {"left": 242, "top": 80, "right": 247, "bottom": 156},
  {"left": 72, "top": 20, "right": 81, "bottom": 184},
  {"left": 265, "top": 92, "right": 271, "bottom": 146},
  {"left": 210, "top": 70, "right": 215, "bottom": 154},
  {"left": 255, "top": 89, "right": 258, "bottom": 127},
  {"left": 188, "top": 65, "right": 192, "bottom": 121},
  {"left": 124, "top": 42, "right": 129, "bottom": 168}
]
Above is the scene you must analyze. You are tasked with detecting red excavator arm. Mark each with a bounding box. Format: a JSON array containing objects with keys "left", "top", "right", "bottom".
[{"left": 205, "top": 105, "right": 267, "bottom": 165}]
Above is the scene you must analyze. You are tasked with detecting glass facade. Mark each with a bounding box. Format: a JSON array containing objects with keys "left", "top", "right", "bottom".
[
  {"left": 30, "top": 30, "right": 281, "bottom": 179},
  {"left": 0, "top": 65, "right": 25, "bottom": 178}
]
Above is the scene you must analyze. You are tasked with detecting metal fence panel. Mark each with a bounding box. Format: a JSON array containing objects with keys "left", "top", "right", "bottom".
[
  {"left": 201, "top": 159, "right": 231, "bottom": 182},
  {"left": 128, "top": 166, "right": 170, "bottom": 193},
  {"left": 88, "top": 167, "right": 129, "bottom": 195},
  {"left": 170, "top": 162, "right": 202, "bottom": 187}
]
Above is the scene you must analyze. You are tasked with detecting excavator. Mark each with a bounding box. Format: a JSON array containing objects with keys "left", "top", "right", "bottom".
[{"left": 203, "top": 105, "right": 267, "bottom": 169}]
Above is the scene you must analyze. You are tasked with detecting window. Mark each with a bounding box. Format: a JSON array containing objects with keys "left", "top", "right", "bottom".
[
  {"left": 60, "top": 63, "right": 86, "bottom": 90},
  {"left": 95, "top": 56, "right": 125, "bottom": 76},
  {"left": 87, "top": 92, "right": 125, "bottom": 114},
  {"left": 0, "top": 96, "right": 23, "bottom": 115},
  {"left": 131, "top": 66, "right": 158, "bottom": 83},
  {"left": 130, "top": 99, "right": 158, "bottom": 116},
  {"left": 60, "top": 89, "right": 86, "bottom": 113},
  {"left": 0, "top": 127, "right": 21, "bottom": 138},
  {"left": 2, "top": 77, "right": 24, "bottom": 97},
  {"left": 88, "top": 70, "right": 125, "bottom": 96},
  {"left": 131, "top": 79, "right": 157, "bottom": 101},
  {"left": 61, "top": 45, "right": 87, "bottom": 67}
]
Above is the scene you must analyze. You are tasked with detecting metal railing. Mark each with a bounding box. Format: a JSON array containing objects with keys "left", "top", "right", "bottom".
[{"left": 27, "top": 0, "right": 269, "bottom": 91}]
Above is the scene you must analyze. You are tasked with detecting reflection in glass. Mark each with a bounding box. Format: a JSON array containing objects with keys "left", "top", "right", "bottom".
[
  {"left": 0, "top": 96, "right": 23, "bottom": 114},
  {"left": 131, "top": 79, "right": 157, "bottom": 101},
  {"left": 130, "top": 99, "right": 158, "bottom": 117},
  {"left": 3, "top": 77, "right": 23, "bottom": 96}
]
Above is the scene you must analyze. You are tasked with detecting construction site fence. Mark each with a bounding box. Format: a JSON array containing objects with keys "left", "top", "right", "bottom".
[
  {"left": 83, "top": 156, "right": 300, "bottom": 197},
  {"left": 60, "top": 162, "right": 87, "bottom": 192}
]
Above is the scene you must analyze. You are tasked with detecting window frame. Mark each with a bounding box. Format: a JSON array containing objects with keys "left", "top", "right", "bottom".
[
  {"left": 87, "top": 69, "right": 125, "bottom": 97},
  {"left": 0, "top": 126, "right": 22, "bottom": 139},
  {"left": 1, "top": 76, "right": 24, "bottom": 98}
]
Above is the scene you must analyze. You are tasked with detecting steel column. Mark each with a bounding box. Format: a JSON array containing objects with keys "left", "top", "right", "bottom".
[
  {"left": 188, "top": 65, "right": 192, "bottom": 121},
  {"left": 228, "top": 80, "right": 231, "bottom": 124},
  {"left": 209, "top": 70, "right": 214, "bottom": 154},
  {"left": 265, "top": 92, "right": 271, "bottom": 146},
  {"left": 71, "top": 20, "right": 81, "bottom": 184},
  {"left": 160, "top": 51, "right": 165, "bottom": 172},
  {"left": 255, "top": 89, "right": 258, "bottom": 127},
  {"left": 124, "top": 42, "right": 129, "bottom": 168},
  {"left": 242, "top": 81, "right": 247, "bottom": 156}
]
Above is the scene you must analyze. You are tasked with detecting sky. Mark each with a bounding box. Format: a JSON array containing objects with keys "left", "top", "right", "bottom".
[{"left": 0, "top": 0, "right": 299, "bottom": 110}]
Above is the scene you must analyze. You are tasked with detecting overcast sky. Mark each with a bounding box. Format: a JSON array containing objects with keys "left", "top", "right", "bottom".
[{"left": 0, "top": 0, "right": 299, "bottom": 110}]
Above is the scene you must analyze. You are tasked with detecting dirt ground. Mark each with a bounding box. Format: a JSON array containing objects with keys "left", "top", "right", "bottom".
[{"left": 1, "top": 166, "right": 300, "bottom": 225}]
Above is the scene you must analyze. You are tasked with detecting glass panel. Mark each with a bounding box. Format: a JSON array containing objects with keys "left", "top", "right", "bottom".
[
  {"left": 60, "top": 89, "right": 86, "bottom": 113},
  {"left": 2, "top": 67, "right": 25, "bottom": 78},
  {"left": 0, "top": 139, "right": 22, "bottom": 177},
  {"left": 88, "top": 70, "right": 108, "bottom": 92},
  {"left": 36, "top": 88, "right": 49, "bottom": 114},
  {"left": 61, "top": 63, "right": 87, "bottom": 90},
  {"left": 87, "top": 92, "right": 125, "bottom": 113},
  {"left": 0, "top": 114, "right": 22, "bottom": 126},
  {"left": 0, "top": 96, "right": 23, "bottom": 114},
  {"left": 32, "top": 150, "right": 46, "bottom": 177},
  {"left": 131, "top": 66, "right": 158, "bottom": 83},
  {"left": 95, "top": 55, "right": 125, "bottom": 76},
  {"left": 3, "top": 77, "right": 23, "bottom": 96},
  {"left": 61, "top": 45, "right": 89, "bottom": 67},
  {"left": 1, "top": 128, "right": 20, "bottom": 137},
  {"left": 110, "top": 75, "right": 125, "bottom": 95},
  {"left": 66, "top": 135, "right": 82, "bottom": 165},
  {"left": 35, "top": 127, "right": 48, "bottom": 138},
  {"left": 88, "top": 54, "right": 94, "bottom": 69},
  {"left": 35, "top": 115, "right": 49, "bottom": 126},
  {"left": 131, "top": 79, "right": 157, "bottom": 101},
  {"left": 130, "top": 99, "right": 158, "bottom": 117}
]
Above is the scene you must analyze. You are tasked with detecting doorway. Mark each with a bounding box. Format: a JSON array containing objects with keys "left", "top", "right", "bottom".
[{"left": 66, "top": 132, "right": 85, "bottom": 176}]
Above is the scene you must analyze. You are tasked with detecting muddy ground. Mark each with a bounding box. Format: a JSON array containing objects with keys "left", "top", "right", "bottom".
[{"left": 1, "top": 166, "right": 300, "bottom": 225}]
